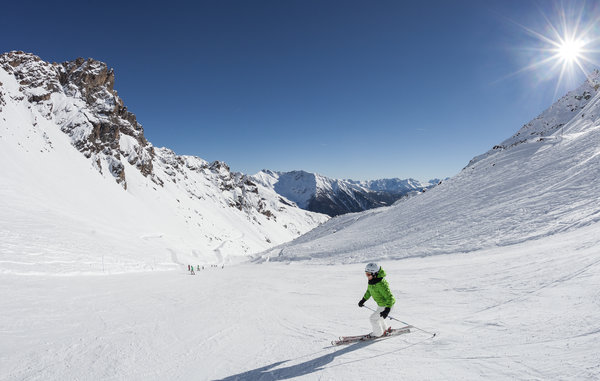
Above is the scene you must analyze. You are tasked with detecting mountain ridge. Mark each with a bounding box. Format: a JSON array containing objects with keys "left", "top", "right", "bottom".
[{"left": 252, "top": 169, "right": 439, "bottom": 216}]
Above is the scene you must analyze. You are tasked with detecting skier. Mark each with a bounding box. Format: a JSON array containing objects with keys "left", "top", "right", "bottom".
[{"left": 358, "top": 262, "right": 396, "bottom": 338}]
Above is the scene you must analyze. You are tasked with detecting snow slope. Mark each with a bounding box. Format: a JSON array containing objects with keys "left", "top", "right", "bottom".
[
  {"left": 259, "top": 71, "right": 600, "bottom": 263},
  {"left": 1, "top": 224, "right": 599, "bottom": 380}
]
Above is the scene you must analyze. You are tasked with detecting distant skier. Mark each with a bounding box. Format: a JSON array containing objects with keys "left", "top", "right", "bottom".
[{"left": 358, "top": 262, "right": 396, "bottom": 337}]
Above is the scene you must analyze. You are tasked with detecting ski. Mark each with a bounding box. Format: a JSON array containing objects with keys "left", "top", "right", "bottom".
[{"left": 332, "top": 327, "right": 411, "bottom": 346}]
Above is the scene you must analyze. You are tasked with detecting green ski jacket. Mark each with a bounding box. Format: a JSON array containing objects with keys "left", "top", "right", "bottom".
[{"left": 363, "top": 267, "right": 396, "bottom": 308}]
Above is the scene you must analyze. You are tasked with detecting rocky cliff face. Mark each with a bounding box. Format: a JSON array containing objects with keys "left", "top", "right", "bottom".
[{"left": 0, "top": 51, "right": 153, "bottom": 187}]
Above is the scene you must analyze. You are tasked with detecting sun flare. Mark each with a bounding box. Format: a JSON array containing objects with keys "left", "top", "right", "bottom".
[
  {"left": 556, "top": 38, "right": 584, "bottom": 63},
  {"left": 507, "top": 2, "right": 600, "bottom": 98}
]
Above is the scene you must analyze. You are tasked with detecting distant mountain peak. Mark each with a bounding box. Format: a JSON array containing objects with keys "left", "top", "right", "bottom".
[{"left": 253, "top": 170, "right": 439, "bottom": 216}]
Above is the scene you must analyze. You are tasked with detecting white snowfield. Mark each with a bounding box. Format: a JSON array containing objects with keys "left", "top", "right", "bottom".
[{"left": 1, "top": 54, "right": 600, "bottom": 380}]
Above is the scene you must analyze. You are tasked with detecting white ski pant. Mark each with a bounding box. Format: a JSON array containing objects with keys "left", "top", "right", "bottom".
[{"left": 370, "top": 306, "right": 391, "bottom": 337}]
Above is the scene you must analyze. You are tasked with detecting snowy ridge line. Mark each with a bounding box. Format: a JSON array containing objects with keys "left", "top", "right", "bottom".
[
  {"left": 253, "top": 169, "right": 439, "bottom": 217},
  {"left": 467, "top": 69, "right": 600, "bottom": 167}
]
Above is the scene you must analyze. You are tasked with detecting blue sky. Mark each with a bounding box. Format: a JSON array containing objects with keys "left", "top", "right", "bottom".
[{"left": 4, "top": 0, "right": 600, "bottom": 181}]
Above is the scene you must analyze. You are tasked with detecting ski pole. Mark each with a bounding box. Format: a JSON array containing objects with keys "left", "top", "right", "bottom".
[{"left": 364, "top": 305, "right": 437, "bottom": 338}]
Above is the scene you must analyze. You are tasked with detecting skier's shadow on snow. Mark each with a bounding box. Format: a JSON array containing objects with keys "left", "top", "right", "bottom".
[{"left": 214, "top": 340, "right": 375, "bottom": 381}]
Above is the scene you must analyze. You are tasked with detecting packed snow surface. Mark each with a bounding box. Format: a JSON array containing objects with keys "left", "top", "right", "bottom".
[{"left": 1, "top": 224, "right": 599, "bottom": 380}]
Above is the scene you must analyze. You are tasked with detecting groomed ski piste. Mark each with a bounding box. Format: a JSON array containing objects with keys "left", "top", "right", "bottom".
[
  {"left": 2, "top": 57, "right": 600, "bottom": 379},
  {"left": 1, "top": 225, "right": 599, "bottom": 380}
]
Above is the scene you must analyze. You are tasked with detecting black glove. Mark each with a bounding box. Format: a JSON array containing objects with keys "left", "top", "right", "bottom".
[
  {"left": 380, "top": 307, "right": 391, "bottom": 319},
  {"left": 358, "top": 298, "right": 366, "bottom": 307}
]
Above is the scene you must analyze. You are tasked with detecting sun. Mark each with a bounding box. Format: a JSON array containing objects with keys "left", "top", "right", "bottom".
[
  {"left": 556, "top": 38, "right": 584, "bottom": 63},
  {"left": 506, "top": 2, "right": 600, "bottom": 98}
]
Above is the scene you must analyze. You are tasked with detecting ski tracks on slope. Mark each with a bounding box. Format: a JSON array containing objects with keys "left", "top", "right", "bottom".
[{"left": 474, "top": 255, "right": 600, "bottom": 314}]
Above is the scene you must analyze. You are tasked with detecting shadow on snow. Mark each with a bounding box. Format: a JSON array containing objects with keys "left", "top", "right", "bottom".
[{"left": 214, "top": 340, "right": 376, "bottom": 381}]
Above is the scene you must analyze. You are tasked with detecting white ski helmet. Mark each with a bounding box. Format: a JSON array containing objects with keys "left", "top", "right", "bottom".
[{"left": 365, "top": 262, "right": 380, "bottom": 274}]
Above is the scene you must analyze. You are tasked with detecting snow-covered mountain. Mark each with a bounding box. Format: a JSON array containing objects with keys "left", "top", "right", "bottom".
[
  {"left": 0, "top": 51, "right": 328, "bottom": 274},
  {"left": 349, "top": 177, "right": 441, "bottom": 192},
  {"left": 252, "top": 169, "right": 438, "bottom": 216},
  {"left": 259, "top": 70, "right": 600, "bottom": 263}
]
